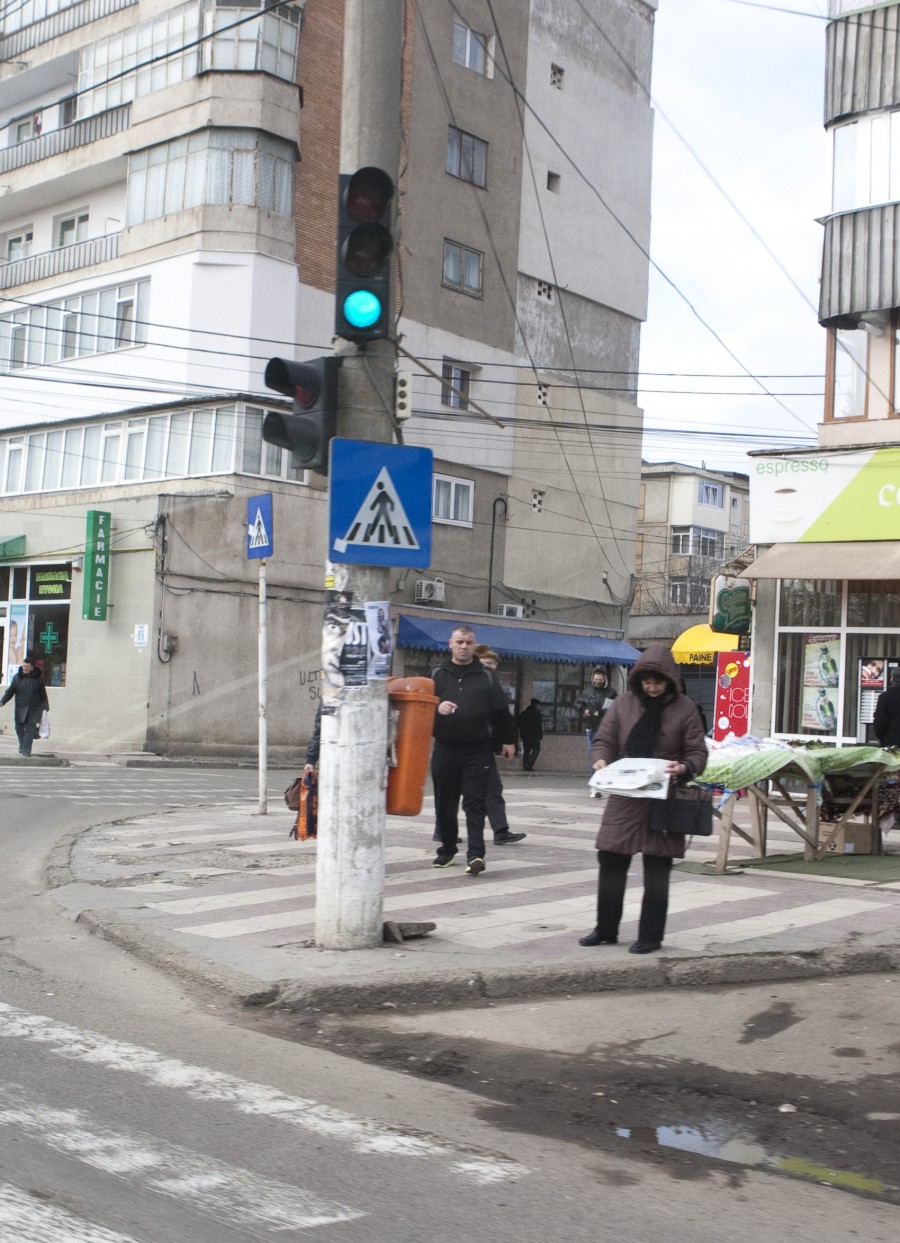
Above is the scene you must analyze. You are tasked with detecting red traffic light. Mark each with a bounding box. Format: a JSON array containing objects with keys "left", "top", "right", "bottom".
[{"left": 344, "top": 166, "right": 393, "bottom": 223}]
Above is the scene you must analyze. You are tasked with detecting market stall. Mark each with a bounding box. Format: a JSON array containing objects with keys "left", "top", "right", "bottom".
[{"left": 696, "top": 742, "right": 900, "bottom": 872}]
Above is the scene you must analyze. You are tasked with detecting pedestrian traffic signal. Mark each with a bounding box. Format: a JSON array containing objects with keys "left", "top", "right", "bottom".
[
  {"left": 335, "top": 166, "right": 395, "bottom": 342},
  {"left": 262, "top": 355, "right": 340, "bottom": 476}
]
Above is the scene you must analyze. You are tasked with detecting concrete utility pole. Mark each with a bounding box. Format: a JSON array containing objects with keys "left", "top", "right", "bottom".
[{"left": 314, "top": 0, "right": 403, "bottom": 950}]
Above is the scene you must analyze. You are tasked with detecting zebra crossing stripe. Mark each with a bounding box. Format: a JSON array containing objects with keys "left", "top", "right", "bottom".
[
  {"left": 0, "top": 1005, "right": 525, "bottom": 1187},
  {"left": 669, "top": 897, "right": 885, "bottom": 950},
  {"left": 0, "top": 1090, "right": 361, "bottom": 1234},
  {"left": 0, "top": 1181, "right": 144, "bottom": 1243}
]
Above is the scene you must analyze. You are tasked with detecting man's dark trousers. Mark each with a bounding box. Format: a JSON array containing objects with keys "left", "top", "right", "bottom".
[{"left": 432, "top": 741, "right": 493, "bottom": 861}]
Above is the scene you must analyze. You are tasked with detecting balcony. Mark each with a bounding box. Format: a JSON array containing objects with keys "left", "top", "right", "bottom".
[
  {"left": 0, "top": 0, "right": 137, "bottom": 61},
  {"left": 0, "top": 231, "right": 121, "bottom": 289},
  {"left": 0, "top": 103, "right": 130, "bottom": 176}
]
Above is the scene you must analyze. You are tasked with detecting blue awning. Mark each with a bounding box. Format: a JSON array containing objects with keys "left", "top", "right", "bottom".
[{"left": 397, "top": 616, "right": 640, "bottom": 665}]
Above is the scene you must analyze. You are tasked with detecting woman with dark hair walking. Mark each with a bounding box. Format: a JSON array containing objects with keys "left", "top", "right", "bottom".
[{"left": 579, "top": 644, "right": 707, "bottom": 954}]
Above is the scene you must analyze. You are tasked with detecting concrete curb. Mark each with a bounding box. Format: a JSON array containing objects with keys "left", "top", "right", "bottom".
[{"left": 257, "top": 943, "right": 900, "bottom": 1017}]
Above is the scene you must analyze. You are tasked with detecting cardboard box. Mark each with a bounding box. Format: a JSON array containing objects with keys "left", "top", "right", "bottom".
[{"left": 823, "top": 821, "right": 877, "bottom": 854}]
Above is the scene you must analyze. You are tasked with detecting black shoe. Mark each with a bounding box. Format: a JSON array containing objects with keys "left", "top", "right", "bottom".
[
  {"left": 579, "top": 930, "right": 618, "bottom": 946},
  {"left": 628, "top": 941, "right": 662, "bottom": 954},
  {"left": 465, "top": 857, "right": 486, "bottom": 876},
  {"left": 432, "top": 855, "right": 456, "bottom": 869},
  {"left": 494, "top": 830, "right": 526, "bottom": 844}
]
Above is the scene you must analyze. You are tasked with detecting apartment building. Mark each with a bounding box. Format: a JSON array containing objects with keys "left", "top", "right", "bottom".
[
  {"left": 0, "top": 0, "right": 655, "bottom": 761},
  {"left": 747, "top": 0, "right": 900, "bottom": 743}
]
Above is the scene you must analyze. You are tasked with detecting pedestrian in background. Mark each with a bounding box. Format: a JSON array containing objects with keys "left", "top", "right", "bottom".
[
  {"left": 579, "top": 644, "right": 707, "bottom": 955},
  {"left": 517, "top": 698, "right": 543, "bottom": 773},
  {"left": 578, "top": 666, "right": 618, "bottom": 737},
  {"left": 475, "top": 645, "right": 525, "bottom": 845},
  {"left": 1, "top": 654, "right": 49, "bottom": 757},
  {"left": 430, "top": 626, "right": 517, "bottom": 874},
  {"left": 874, "top": 668, "right": 900, "bottom": 747}
]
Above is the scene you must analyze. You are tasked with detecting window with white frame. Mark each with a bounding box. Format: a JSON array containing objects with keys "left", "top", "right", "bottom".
[
  {"left": 2, "top": 0, "right": 81, "bottom": 37},
  {"left": 698, "top": 478, "right": 724, "bottom": 507},
  {"left": 831, "top": 110, "right": 900, "bottom": 214},
  {"left": 442, "top": 240, "right": 483, "bottom": 296},
  {"left": 77, "top": 0, "right": 299, "bottom": 117},
  {"left": 671, "top": 525, "right": 723, "bottom": 558},
  {"left": 3, "top": 228, "right": 33, "bottom": 261},
  {"left": 0, "top": 279, "right": 149, "bottom": 374},
  {"left": 669, "top": 577, "right": 689, "bottom": 606},
  {"left": 452, "top": 21, "right": 487, "bottom": 74},
  {"left": 446, "top": 126, "right": 487, "bottom": 187},
  {"left": 126, "top": 130, "right": 294, "bottom": 225},
  {"left": 0, "top": 405, "right": 254, "bottom": 495},
  {"left": 56, "top": 211, "right": 88, "bottom": 248},
  {"left": 13, "top": 116, "right": 37, "bottom": 144},
  {"left": 830, "top": 327, "right": 868, "bottom": 419},
  {"left": 433, "top": 474, "right": 473, "bottom": 525},
  {"left": 440, "top": 360, "right": 471, "bottom": 409}
]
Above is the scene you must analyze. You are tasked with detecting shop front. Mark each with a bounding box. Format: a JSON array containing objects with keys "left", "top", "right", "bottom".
[
  {"left": 747, "top": 446, "right": 900, "bottom": 744},
  {"left": 396, "top": 612, "right": 641, "bottom": 773},
  {"left": 2, "top": 561, "right": 73, "bottom": 687}
]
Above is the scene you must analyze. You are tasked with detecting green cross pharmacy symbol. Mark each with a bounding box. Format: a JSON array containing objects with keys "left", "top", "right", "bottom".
[{"left": 40, "top": 621, "right": 59, "bottom": 654}]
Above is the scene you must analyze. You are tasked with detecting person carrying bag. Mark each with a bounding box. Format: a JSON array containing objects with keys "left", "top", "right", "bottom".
[{"left": 579, "top": 644, "right": 708, "bottom": 955}]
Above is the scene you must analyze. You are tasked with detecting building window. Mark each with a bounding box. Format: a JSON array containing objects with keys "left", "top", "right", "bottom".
[
  {"left": 56, "top": 211, "right": 88, "bottom": 248},
  {"left": 550, "top": 63, "right": 565, "bottom": 89},
  {"left": 13, "top": 116, "right": 37, "bottom": 144},
  {"left": 60, "top": 96, "right": 78, "bottom": 126},
  {"left": 671, "top": 525, "right": 724, "bottom": 558},
  {"left": 698, "top": 479, "right": 724, "bottom": 507},
  {"left": 127, "top": 130, "right": 294, "bottom": 225},
  {"left": 547, "top": 171, "right": 561, "bottom": 193},
  {"left": 3, "top": 228, "right": 32, "bottom": 261},
  {"left": 532, "top": 661, "right": 592, "bottom": 736},
  {"left": 442, "top": 241, "right": 483, "bottom": 296},
  {"left": 201, "top": 2, "right": 300, "bottom": 79},
  {"left": 433, "top": 474, "right": 473, "bottom": 526},
  {"left": 446, "top": 125, "right": 487, "bottom": 187},
  {"left": 452, "top": 21, "right": 487, "bottom": 74},
  {"left": 829, "top": 328, "right": 868, "bottom": 420},
  {"left": 441, "top": 360, "right": 471, "bottom": 409},
  {"left": 669, "top": 577, "right": 689, "bottom": 606},
  {"left": 2, "top": 565, "right": 72, "bottom": 688},
  {"left": 831, "top": 110, "right": 900, "bottom": 214}
]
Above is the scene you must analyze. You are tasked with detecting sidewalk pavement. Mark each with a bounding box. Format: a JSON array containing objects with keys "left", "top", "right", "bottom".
[{"left": 36, "top": 758, "right": 900, "bottom": 1015}]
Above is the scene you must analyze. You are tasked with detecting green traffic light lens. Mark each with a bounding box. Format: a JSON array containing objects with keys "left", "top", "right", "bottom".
[{"left": 343, "top": 290, "right": 382, "bottom": 330}]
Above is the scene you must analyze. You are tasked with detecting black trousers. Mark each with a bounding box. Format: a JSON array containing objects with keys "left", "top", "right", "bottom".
[
  {"left": 594, "top": 850, "right": 673, "bottom": 945},
  {"left": 431, "top": 742, "right": 493, "bottom": 861},
  {"left": 522, "top": 741, "right": 541, "bottom": 770}
]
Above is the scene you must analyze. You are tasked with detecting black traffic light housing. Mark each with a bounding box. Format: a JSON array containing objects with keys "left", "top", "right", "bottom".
[
  {"left": 262, "top": 355, "right": 340, "bottom": 476},
  {"left": 335, "top": 166, "right": 395, "bottom": 343}
]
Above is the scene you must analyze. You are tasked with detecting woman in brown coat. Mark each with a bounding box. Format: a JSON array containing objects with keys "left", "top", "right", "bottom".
[{"left": 579, "top": 644, "right": 708, "bottom": 954}]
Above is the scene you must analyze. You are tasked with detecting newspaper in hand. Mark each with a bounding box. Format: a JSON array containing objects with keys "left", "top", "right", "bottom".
[{"left": 588, "top": 757, "right": 670, "bottom": 800}]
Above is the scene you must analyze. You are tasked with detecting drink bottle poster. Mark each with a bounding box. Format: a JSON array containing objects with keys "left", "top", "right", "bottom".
[{"left": 801, "top": 632, "right": 841, "bottom": 733}]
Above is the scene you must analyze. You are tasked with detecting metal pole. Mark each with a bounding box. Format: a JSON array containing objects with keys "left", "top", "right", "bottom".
[
  {"left": 258, "top": 557, "right": 267, "bottom": 815},
  {"left": 314, "top": 0, "right": 402, "bottom": 949},
  {"left": 487, "top": 496, "right": 507, "bottom": 614}
]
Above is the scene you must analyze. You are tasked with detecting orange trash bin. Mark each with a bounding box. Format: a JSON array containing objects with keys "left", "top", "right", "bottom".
[{"left": 386, "top": 676, "right": 438, "bottom": 816}]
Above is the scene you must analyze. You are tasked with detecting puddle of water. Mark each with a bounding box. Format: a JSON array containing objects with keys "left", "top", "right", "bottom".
[{"left": 614, "top": 1123, "right": 891, "bottom": 1195}]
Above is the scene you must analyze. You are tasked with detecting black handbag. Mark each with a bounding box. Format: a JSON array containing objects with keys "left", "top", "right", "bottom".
[{"left": 648, "top": 786, "right": 713, "bottom": 836}]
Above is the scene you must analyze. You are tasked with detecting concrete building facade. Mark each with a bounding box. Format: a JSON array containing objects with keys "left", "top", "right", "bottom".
[{"left": 0, "top": 0, "right": 656, "bottom": 763}]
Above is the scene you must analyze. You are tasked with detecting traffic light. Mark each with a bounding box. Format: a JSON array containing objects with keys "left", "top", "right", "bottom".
[
  {"left": 262, "top": 355, "right": 340, "bottom": 476},
  {"left": 394, "top": 370, "right": 412, "bottom": 422},
  {"left": 335, "top": 166, "right": 395, "bottom": 342}
]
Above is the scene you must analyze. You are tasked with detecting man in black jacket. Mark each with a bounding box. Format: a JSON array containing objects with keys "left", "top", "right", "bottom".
[
  {"left": 874, "top": 669, "right": 900, "bottom": 747},
  {"left": 1, "top": 655, "right": 49, "bottom": 756},
  {"left": 431, "top": 626, "right": 517, "bottom": 874}
]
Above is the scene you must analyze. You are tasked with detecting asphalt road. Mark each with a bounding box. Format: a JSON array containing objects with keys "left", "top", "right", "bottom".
[{"left": 1, "top": 768, "right": 898, "bottom": 1241}]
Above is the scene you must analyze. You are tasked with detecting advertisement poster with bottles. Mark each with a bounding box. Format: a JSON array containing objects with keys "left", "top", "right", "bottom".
[{"left": 801, "top": 633, "right": 841, "bottom": 733}]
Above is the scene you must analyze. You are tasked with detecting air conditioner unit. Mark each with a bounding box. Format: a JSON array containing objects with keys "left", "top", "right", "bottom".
[
  {"left": 415, "top": 578, "right": 445, "bottom": 604},
  {"left": 496, "top": 604, "right": 525, "bottom": 619}
]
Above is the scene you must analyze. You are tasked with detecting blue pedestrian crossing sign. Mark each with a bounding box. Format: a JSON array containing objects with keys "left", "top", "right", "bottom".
[
  {"left": 329, "top": 440, "right": 432, "bottom": 567},
  {"left": 247, "top": 493, "right": 273, "bottom": 559}
]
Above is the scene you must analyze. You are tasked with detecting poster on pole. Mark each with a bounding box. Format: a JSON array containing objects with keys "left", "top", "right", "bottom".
[{"left": 364, "top": 601, "right": 393, "bottom": 680}]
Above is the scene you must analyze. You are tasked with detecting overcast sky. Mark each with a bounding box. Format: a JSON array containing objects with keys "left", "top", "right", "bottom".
[{"left": 639, "top": 0, "right": 830, "bottom": 475}]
